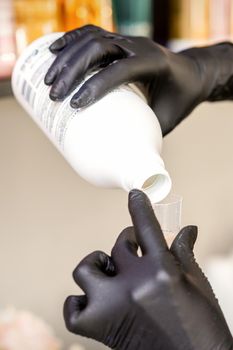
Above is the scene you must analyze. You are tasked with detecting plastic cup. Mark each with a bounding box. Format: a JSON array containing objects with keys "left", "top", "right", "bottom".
[{"left": 152, "top": 194, "right": 182, "bottom": 247}]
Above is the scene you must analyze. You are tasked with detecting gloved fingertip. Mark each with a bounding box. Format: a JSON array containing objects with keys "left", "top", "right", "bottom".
[
  {"left": 64, "top": 296, "right": 76, "bottom": 321},
  {"left": 182, "top": 225, "right": 198, "bottom": 250},
  {"left": 63, "top": 295, "right": 87, "bottom": 333},
  {"left": 172, "top": 225, "right": 198, "bottom": 252},
  {"left": 49, "top": 46, "right": 59, "bottom": 54},
  {"left": 129, "top": 189, "right": 147, "bottom": 201},
  {"left": 44, "top": 74, "right": 53, "bottom": 85},
  {"left": 70, "top": 98, "right": 84, "bottom": 109},
  {"left": 49, "top": 39, "right": 65, "bottom": 52},
  {"left": 64, "top": 295, "right": 80, "bottom": 313},
  {"left": 49, "top": 92, "right": 62, "bottom": 101},
  {"left": 128, "top": 190, "right": 151, "bottom": 214},
  {"left": 99, "top": 253, "right": 116, "bottom": 276},
  {"left": 44, "top": 68, "right": 57, "bottom": 85},
  {"left": 51, "top": 92, "right": 66, "bottom": 101},
  {"left": 71, "top": 94, "right": 93, "bottom": 109},
  {"left": 49, "top": 84, "right": 66, "bottom": 101}
]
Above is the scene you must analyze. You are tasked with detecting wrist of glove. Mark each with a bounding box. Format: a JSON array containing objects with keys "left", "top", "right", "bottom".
[
  {"left": 181, "top": 42, "right": 233, "bottom": 102},
  {"left": 64, "top": 189, "right": 233, "bottom": 350}
]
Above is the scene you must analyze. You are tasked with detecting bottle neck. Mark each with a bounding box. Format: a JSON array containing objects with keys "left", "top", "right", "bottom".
[{"left": 121, "top": 153, "right": 171, "bottom": 203}]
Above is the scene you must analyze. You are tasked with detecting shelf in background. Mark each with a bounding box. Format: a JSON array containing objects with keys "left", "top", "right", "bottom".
[{"left": 0, "top": 79, "right": 12, "bottom": 98}]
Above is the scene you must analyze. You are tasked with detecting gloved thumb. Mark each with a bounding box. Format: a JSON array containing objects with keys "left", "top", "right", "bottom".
[
  {"left": 170, "top": 225, "right": 198, "bottom": 271},
  {"left": 170, "top": 225, "right": 225, "bottom": 309}
]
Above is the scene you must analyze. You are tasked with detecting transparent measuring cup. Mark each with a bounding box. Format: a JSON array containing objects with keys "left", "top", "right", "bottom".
[{"left": 152, "top": 194, "right": 182, "bottom": 247}]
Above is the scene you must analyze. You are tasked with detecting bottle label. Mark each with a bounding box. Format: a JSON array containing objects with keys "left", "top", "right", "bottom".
[{"left": 12, "top": 33, "right": 81, "bottom": 150}]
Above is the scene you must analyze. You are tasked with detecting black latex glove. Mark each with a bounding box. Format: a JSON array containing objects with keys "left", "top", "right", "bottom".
[
  {"left": 64, "top": 189, "right": 233, "bottom": 350},
  {"left": 44, "top": 25, "right": 233, "bottom": 135}
]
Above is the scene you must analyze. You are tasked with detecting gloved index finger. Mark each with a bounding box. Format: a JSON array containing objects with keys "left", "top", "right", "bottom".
[
  {"left": 128, "top": 189, "right": 168, "bottom": 255},
  {"left": 49, "top": 25, "right": 103, "bottom": 52}
]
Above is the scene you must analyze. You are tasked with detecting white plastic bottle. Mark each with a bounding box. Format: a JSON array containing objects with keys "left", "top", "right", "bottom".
[{"left": 12, "top": 33, "right": 171, "bottom": 203}]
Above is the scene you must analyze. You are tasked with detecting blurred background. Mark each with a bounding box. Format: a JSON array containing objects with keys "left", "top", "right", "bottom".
[
  {"left": 2, "top": 0, "right": 233, "bottom": 81},
  {"left": 0, "top": 1, "right": 233, "bottom": 349}
]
